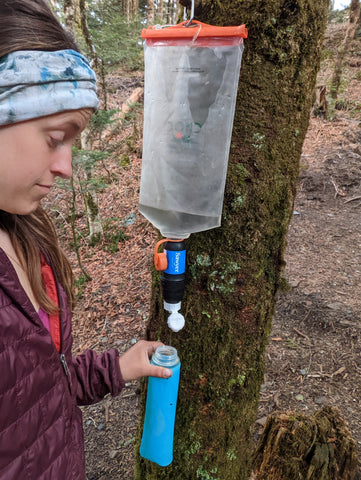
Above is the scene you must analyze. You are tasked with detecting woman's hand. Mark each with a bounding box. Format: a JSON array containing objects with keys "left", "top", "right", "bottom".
[{"left": 118, "top": 340, "right": 173, "bottom": 382}]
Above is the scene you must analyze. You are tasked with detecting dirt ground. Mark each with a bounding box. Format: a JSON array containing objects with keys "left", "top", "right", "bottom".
[
  {"left": 46, "top": 17, "right": 361, "bottom": 480},
  {"left": 254, "top": 20, "right": 361, "bottom": 469},
  {"left": 255, "top": 114, "right": 361, "bottom": 448}
]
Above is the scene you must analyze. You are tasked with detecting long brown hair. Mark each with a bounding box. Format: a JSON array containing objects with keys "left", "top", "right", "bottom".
[
  {"left": 0, "top": 0, "right": 78, "bottom": 57},
  {"left": 0, "top": 209, "right": 75, "bottom": 312},
  {"left": 0, "top": 0, "right": 80, "bottom": 311}
]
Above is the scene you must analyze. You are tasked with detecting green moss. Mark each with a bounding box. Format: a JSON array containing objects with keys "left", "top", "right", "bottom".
[
  {"left": 227, "top": 448, "right": 237, "bottom": 461},
  {"left": 196, "top": 465, "right": 220, "bottom": 480},
  {"left": 228, "top": 373, "right": 246, "bottom": 390}
]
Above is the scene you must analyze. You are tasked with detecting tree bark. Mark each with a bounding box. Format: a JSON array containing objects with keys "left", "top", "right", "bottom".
[{"left": 135, "top": 0, "right": 330, "bottom": 478}]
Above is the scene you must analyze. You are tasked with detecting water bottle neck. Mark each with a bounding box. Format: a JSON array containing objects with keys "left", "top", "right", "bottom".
[{"left": 152, "top": 345, "right": 180, "bottom": 367}]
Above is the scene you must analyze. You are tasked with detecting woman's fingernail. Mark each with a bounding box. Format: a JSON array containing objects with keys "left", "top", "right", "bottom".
[{"left": 164, "top": 369, "right": 172, "bottom": 378}]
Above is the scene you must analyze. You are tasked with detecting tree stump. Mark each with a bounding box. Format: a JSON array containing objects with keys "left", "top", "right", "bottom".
[{"left": 252, "top": 406, "right": 358, "bottom": 480}]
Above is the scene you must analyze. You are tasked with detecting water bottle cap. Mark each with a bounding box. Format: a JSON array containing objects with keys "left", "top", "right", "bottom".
[
  {"left": 167, "top": 312, "right": 185, "bottom": 332},
  {"left": 152, "top": 345, "right": 180, "bottom": 367}
]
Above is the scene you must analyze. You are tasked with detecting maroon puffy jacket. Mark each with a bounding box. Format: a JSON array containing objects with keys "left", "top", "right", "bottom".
[{"left": 0, "top": 250, "right": 125, "bottom": 479}]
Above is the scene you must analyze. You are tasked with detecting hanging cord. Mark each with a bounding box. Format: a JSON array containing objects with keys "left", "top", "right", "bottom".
[
  {"left": 183, "top": 0, "right": 195, "bottom": 27},
  {"left": 190, "top": 22, "right": 202, "bottom": 44},
  {"left": 182, "top": 0, "right": 201, "bottom": 43},
  {"left": 153, "top": 0, "right": 194, "bottom": 31}
]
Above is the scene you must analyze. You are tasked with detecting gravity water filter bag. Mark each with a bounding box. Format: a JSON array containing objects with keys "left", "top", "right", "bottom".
[{"left": 139, "top": 21, "right": 248, "bottom": 239}]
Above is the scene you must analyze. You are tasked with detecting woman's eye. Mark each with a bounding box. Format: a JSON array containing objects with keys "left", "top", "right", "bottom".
[{"left": 47, "top": 136, "right": 65, "bottom": 149}]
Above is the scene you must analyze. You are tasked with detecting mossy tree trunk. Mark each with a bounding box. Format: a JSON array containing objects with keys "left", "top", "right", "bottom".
[
  {"left": 328, "top": 0, "right": 361, "bottom": 120},
  {"left": 135, "top": 1, "right": 330, "bottom": 479}
]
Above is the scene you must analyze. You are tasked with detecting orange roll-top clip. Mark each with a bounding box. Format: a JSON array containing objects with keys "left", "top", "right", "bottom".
[
  {"left": 154, "top": 239, "right": 168, "bottom": 271},
  {"left": 154, "top": 238, "right": 185, "bottom": 271}
]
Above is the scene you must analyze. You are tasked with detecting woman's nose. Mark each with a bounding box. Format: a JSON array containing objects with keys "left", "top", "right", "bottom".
[{"left": 50, "top": 144, "right": 73, "bottom": 179}]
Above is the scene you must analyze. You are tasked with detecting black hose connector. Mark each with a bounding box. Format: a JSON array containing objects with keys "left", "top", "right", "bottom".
[{"left": 161, "top": 240, "right": 186, "bottom": 305}]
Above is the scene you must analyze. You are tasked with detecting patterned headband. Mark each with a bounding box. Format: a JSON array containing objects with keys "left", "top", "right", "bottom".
[{"left": 0, "top": 49, "right": 99, "bottom": 126}]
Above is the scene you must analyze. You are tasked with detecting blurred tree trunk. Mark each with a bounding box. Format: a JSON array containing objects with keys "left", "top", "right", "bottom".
[
  {"left": 165, "top": 0, "right": 175, "bottom": 23},
  {"left": 64, "top": 0, "right": 76, "bottom": 35},
  {"left": 132, "top": 0, "right": 139, "bottom": 15},
  {"left": 115, "top": 0, "right": 139, "bottom": 21},
  {"left": 77, "top": 0, "right": 104, "bottom": 244},
  {"left": 79, "top": 0, "right": 107, "bottom": 107},
  {"left": 125, "top": 0, "right": 131, "bottom": 21},
  {"left": 134, "top": 0, "right": 331, "bottom": 479},
  {"left": 46, "top": 0, "right": 59, "bottom": 12},
  {"left": 157, "top": 0, "right": 164, "bottom": 21},
  {"left": 79, "top": 0, "right": 99, "bottom": 68},
  {"left": 147, "top": 0, "right": 155, "bottom": 23},
  {"left": 79, "top": 131, "right": 104, "bottom": 245},
  {"left": 328, "top": 0, "right": 361, "bottom": 119}
]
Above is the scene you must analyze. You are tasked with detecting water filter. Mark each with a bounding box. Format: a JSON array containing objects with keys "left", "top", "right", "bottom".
[
  {"left": 162, "top": 240, "right": 186, "bottom": 332},
  {"left": 140, "top": 346, "right": 181, "bottom": 466}
]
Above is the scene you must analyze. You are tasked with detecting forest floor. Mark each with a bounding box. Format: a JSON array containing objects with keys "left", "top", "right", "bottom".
[{"left": 45, "top": 15, "right": 361, "bottom": 480}]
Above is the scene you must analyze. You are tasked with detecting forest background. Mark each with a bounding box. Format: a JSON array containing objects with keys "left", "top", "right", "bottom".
[{"left": 43, "top": 0, "right": 361, "bottom": 479}]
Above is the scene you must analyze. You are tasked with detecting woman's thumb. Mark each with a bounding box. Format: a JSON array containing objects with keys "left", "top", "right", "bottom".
[{"left": 148, "top": 365, "right": 172, "bottom": 379}]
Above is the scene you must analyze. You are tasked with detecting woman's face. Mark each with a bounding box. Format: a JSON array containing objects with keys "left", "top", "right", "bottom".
[{"left": 0, "top": 108, "right": 92, "bottom": 215}]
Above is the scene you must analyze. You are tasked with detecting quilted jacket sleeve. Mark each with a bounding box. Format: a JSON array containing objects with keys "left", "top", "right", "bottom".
[{"left": 72, "top": 348, "right": 125, "bottom": 406}]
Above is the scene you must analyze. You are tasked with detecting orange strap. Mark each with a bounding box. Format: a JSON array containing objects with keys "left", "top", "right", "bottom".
[
  {"left": 41, "top": 257, "right": 61, "bottom": 352},
  {"left": 154, "top": 238, "right": 185, "bottom": 271}
]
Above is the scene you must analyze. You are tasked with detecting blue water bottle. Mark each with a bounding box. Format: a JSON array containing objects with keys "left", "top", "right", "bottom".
[{"left": 140, "top": 345, "right": 181, "bottom": 466}]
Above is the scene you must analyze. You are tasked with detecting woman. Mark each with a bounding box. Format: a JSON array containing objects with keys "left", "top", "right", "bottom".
[{"left": 0, "top": 1, "right": 171, "bottom": 478}]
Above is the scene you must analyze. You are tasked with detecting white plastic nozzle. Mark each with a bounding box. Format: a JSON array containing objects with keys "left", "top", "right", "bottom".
[
  {"left": 164, "top": 301, "right": 185, "bottom": 332},
  {"left": 164, "top": 301, "right": 181, "bottom": 313},
  {"left": 167, "top": 312, "right": 185, "bottom": 332}
]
